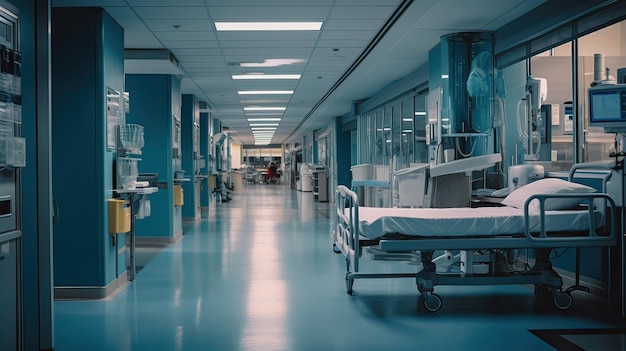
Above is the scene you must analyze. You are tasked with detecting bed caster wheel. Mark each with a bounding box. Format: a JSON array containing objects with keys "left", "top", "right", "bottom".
[
  {"left": 553, "top": 291, "right": 573, "bottom": 310},
  {"left": 423, "top": 293, "right": 442, "bottom": 312}
]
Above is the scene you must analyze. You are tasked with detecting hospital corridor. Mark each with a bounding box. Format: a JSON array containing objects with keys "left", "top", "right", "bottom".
[
  {"left": 7, "top": 1, "right": 626, "bottom": 350},
  {"left": 53, "top": 184, "right": 625, "bottom": 351}
]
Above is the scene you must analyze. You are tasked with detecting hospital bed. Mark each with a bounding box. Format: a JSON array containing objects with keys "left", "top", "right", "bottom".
[{"left": 334, "top": 181, "right": 617, "bottom": 312}]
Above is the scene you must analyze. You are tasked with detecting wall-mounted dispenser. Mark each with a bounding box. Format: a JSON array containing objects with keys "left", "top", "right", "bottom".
[
  {"left": 107, "top": 198, "right": 130, "bottom": 234},
  {"left": 174, "top": 184, "right": 184, "bottom": 206}
]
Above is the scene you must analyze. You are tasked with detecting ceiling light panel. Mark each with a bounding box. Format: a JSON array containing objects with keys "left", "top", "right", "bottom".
[
  {"left": 240, "top": 99, "right": 291, "bottom": 105},
  {"left": 245, "top": 113, "right": 285, "bottom": 117},
  {"left": 239, "top": 59, "right": 306, "bottom": 67},
  {"left": 243, "top": 107, "right": 286, "bottom": 111},
  {"left": 233, "top": 74, "right": 301, "bottom": 80},
  {"left": 215, "top": 22, "right": 323, "bottom": 31},
  {"left": 238, "top": 90, "right": 294, "bottom": 95}
]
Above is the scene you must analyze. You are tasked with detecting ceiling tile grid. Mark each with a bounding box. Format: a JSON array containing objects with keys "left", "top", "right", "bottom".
[{"left": 50, "top": 0, "right": 547, "bottom": 145}]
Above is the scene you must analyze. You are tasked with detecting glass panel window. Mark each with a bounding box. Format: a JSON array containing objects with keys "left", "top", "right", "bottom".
[
  {"left": 414, "top": 92, "right": 428, "bottom": 163},
  {"left": 400, "top": 96, "right": 414, "bottom": 168},
  {"left": 578, "top": 20, "right": 626, "bottom": 162},
  {"left": 529, "top": 42, "right": 574, "bottom": 171}
]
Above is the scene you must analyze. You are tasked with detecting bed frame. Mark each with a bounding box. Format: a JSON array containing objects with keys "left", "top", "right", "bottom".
[{"left": 334, "top": 185, "right": 617, "bottom": 312}]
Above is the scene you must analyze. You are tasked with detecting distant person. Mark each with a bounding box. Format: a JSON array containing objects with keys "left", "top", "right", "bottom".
[{"left": 267, "top": 162, "right": 278, "bottom": 184}]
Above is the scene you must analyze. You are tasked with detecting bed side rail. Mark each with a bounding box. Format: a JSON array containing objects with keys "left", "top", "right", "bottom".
[
  {"left": 523, "top": 193, "right": 617, "bottom": 247},
  {"left": 336, "top": 185, "right": 360, "bottom": 271}
]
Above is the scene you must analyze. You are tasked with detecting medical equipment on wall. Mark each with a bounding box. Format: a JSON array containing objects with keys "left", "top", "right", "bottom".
[{"left": 517, "top": 76, "right": 547, "bottom": 161}]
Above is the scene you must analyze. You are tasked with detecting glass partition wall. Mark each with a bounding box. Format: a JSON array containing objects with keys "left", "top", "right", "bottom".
[
  {"left": 357, "top": 92, "right": 428, "bottom": 167},
  {"left": 356, "top": 18, "right": 626, "bottom": 180}
]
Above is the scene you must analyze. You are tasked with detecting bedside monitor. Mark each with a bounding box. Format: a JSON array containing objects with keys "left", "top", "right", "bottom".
[{"left": 588, "top": 84, "right": 626, "bottom": 131}]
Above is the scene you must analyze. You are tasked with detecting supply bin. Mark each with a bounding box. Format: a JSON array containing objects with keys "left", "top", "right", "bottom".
[
  {"left": 351, "top": 164, "right": 373, "bottom": 181},
  {"left": 394, "top": 164, "right": 428, "bottom": 207},
  {"left": 174, "top": 184, "right": 184, "bottom": 206},
  {"left": 108, "top": 198, "right": 130, "bottom": 234}
]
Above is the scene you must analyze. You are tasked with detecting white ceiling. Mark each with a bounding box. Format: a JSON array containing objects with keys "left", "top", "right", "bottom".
[{"left": 51, "top": 0, "right": 546, "bottom": 145}]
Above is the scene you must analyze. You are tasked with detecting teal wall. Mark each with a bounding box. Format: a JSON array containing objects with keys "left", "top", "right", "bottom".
[
  {"left": 335, "top": 118, "right": 351, "bottom": 187},
  {"left": 18, "top": 0, "right": 55, "bottom": 349},
  {"left": 181, "top": 94, "right": 200, "bottom": 221},
  {"left": 200, "top": 111, "right": 211, "bottom": 207},
  {"left": 51, "top": 7, "right": 124, "bottom": 287},
  {"left": 126, "top": 74, "right": 182, "bottom": 240}
]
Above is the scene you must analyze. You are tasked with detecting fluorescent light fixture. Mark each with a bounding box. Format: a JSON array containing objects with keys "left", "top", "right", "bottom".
[
  {"left": 240, "top": 59, "right": 306, "bottom": 68},
  {"left": 247, "top": 118, "right": 282, "bottom": 122},
  {"left": 251, "top": 127, "right": 277, "bottom": 130},
  {"left": 244, "top": 107, "right": 286, "bottom": 111},
  {"left": 441, "top": 74, "right": 449, "bottom": 79},
  {"left": 402, "top": 129, "right": 413, "bottom": 133},
  {"left": 402, "top": 118, "right": 413, "bottom": 122},
  {"left": 245, "top": 113, "right": 284, "bottom": 117},
  {"left": 238, "top": 90, "right": 294, "bottom": 95},
  {"left": 252, "top": 131, "right": 275, "bottom": 134},
  {"left": 249, "top": 123, "right": 279, "bottom": 127},
  {"left": 415, "top": 111, "right": 426, "bottom": 116},
  {"left": 215, "top": 22, "right": 322, "bottom": 31},
  {"left": 233, "top": 74, "right": 301, "bottom": 80}
]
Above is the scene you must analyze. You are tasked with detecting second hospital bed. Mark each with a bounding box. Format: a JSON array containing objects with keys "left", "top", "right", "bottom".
[{"left": 334, "top": 180, "right": 617, "bottom": 312}]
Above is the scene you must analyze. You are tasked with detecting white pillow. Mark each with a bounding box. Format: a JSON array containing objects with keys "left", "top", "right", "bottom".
[{"left": 501, "top": 178, "right": 596, "bottom": 212}]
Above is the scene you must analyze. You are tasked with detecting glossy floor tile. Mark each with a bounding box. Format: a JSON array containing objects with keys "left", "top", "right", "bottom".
[{"left": 55, "top": 184, "right": 626, "bottom": 351}]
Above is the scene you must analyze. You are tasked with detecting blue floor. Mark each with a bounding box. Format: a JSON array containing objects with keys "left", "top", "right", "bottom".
[{"left": 55, "top": 184, "right": 626, "bottom": 351}]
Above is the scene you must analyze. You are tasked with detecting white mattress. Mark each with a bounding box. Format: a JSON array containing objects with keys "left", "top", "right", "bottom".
[{"left": 356, "top": 206, "right": 599, "bottom": 239}]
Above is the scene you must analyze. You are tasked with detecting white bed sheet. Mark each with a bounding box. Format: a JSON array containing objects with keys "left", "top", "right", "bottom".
[{"left": 356, "top": 206, "right": 599, "bottom": 239}]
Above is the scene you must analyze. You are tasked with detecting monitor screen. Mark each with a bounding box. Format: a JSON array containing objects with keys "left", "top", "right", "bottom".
[{"left": 588, "top": 84, "right": 626, "bottom": 129}]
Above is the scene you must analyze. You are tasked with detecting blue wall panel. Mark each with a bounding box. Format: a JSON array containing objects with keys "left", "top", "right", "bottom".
[
  {"left": 200, "top": 111, "right": 210, "bottom": 207},
  {"left": 126, "top": 74, "right": 182, "bottom": 240},
  {"left": 335, "top": 118, "right": 351, "bottom": 188},
  {"left": 181, "top": 94, "right": 200, "bottom": 222},
  {"left": 51, "top": 7, "right": 123, "bottom": 287}
]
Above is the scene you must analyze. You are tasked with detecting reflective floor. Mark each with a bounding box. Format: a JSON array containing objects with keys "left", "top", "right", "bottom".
[{"left": 55, "top": 184, "right": 626, "bottom": 351}]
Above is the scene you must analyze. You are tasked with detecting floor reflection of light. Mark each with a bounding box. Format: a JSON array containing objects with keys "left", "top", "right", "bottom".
[
  {"left": 240, "top": 223, "right": 289, "bottom": 351},
  {"left": 175, "top": 325, "right": 184, "bottom": 351}
]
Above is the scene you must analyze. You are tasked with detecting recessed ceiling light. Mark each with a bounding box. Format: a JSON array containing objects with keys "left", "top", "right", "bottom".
[
  {"left": 233, "top": 74, "right": 301, "bottom": 80},
  {"left": 240, "top": 59, "right": 306, "bottom": 68},
  {"left": 249, "top": 123, "right": 279, "bottom": 126},
  {"left": 244, "top": 107, "right": 286, "bottom": 111},
  {"left": 245, "top": 113, "right": 284, "bottom": 116},
  {"left": 238, "top": 90, "right": 294, "bottom": 95},
  {"left": 247, "top": 118, "right": 282, "bottom": 122},
  {"left": 215, "top": 22, "right": 322, "bottom": 31}
]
